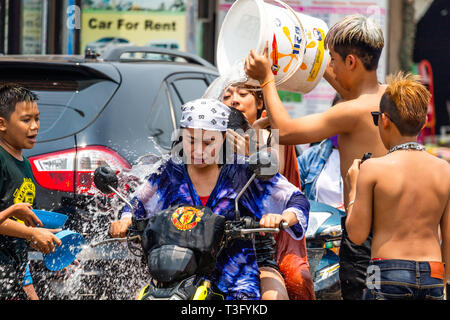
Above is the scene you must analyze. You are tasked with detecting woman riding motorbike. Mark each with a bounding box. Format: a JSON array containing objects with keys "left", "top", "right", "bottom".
[{"left": 109, "top": 98, "right": 309, "bottom": 300}]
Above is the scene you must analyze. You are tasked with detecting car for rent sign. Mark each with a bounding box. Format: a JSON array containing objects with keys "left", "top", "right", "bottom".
[{"left": 81, "top": 0, "right": 187, "bottom": 54}]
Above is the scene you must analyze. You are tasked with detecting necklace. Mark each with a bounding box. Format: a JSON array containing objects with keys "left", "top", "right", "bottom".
[{"left": 387, "top": 142, "right": 425, "bottom": 155}]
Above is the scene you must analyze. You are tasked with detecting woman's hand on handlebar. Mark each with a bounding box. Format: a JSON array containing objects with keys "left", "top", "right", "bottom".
[
  {"left": 260, "top": 213, "right": 287, "bottom": 229},
  {"left": 110, "top": 217, "right": 132, "bottom": 238}
]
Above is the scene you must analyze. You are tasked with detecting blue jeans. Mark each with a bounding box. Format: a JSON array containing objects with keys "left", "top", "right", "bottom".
[{"left": 363, "top": 259, "right": 445, "bottom": 300}]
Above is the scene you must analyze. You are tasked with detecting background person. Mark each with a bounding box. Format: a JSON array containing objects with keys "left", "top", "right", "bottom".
[
  {"left": 297, "top": 95, "right": 344, "bottom": 210},
  {"left": 345, "top": 72, "right": 449, "bottom": 300},
  {"left": 223, "top": 85, "right": 315, "bottom": 300},
  {"left": 0, "top": 84, "right": 61, "bottom": 299}
]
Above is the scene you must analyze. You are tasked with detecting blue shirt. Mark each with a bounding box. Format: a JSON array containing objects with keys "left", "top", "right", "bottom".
[
  {"left": 23, "top": 263, "right": 32, "bottom": 286},
  {"left": 297, "top": 139, "right": 334, "bottom": 201},
  {"left": 122, "top": 157, "right": 309, "bottom": 300}
]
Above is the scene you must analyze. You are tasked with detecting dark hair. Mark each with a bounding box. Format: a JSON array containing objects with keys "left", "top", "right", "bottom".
[
  {"left": 0, "top": 83, "right": 38, "bottom": 120},
  {"left": 228, "top": 108, "right": 251, "bottom": 132},
  {"left": 332, "top": 43, "right": 382, "bottom": 71}
]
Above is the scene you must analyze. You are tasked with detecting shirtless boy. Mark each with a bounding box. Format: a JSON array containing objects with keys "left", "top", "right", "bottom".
[
  {"left": 245, "top": 14, "right": 388, "bottom": 299},
  {"left": 345, "top": 72, "right": 449, "bottom": 300}
]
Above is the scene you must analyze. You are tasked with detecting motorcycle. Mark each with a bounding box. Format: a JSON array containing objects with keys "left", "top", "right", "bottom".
[
  {"left": 90, "top": 150, "right": 288, "bottom": 300},
  {"left": 305, "top": 201, "right": 345, "bottom": 300}
]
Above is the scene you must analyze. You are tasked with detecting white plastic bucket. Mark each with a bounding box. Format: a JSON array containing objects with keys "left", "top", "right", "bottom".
[{"left": 216, "top": 0, "right": 329, "bottom": 93}]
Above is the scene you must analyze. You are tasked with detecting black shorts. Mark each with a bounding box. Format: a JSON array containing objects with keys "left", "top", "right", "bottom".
[
  {"left": 0, "top": 237, "right": 28, "bottom": 299},
  {"left": 254, "top": 233, "right": 281, "bottom": 274},
  {"left": 339, "top": 216, "right": 372, "bottom": 300}
]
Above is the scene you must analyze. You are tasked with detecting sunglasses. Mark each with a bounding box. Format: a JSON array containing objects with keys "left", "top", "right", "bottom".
[{"left": 371, "top": 111, "right": 391, "bottom": 126}]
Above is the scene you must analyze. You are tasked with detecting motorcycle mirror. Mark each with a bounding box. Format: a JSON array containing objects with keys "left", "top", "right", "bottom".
[
  {"left": 248, "top": 149, "right": 278, "bottom": 181},
  {"left": 235, "top": 150, "right": 278, "bottom": 221},
  {"left": 94, "top": 166, "right": 118, "bottom": 194}
]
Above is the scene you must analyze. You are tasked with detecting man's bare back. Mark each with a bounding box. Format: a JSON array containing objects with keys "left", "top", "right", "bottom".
[{"left": 362, "top": 151, "right": 450, "bottom": 261}]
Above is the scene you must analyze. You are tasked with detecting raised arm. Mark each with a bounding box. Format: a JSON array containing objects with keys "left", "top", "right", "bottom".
[
  {"left": 245, "top": 45, "right": 357, "bottom": 145},
  {"left": 323, "top": 59, "right": 353, "bottom": 100}
]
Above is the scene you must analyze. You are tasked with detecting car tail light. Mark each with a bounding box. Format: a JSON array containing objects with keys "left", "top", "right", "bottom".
[{"left": 29, "top": 146, "right": 131, "bottom": 194}]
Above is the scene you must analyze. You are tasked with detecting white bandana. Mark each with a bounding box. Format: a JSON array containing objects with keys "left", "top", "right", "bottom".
[{"left": 180, "top": 98, "right": 231, "bottom": 131}]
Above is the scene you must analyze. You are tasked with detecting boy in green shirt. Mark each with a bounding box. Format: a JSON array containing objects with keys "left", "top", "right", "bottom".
[{"left": 0, "top": 84, "right": 62, "bottom": 299}]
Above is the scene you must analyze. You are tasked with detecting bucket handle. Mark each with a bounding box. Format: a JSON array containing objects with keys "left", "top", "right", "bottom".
[{"left": 261, "top": 0, "right": 307, "bottom": 85}]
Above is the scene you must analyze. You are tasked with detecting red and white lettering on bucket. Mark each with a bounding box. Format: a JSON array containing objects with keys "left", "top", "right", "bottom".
[{"left": 217, "top": 0, "right": 329, "bottom": 94}]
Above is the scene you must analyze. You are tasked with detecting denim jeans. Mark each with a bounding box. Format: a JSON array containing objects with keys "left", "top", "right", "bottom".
[{"left": 363, "top": 259, "right": 444, "bottom": 300}]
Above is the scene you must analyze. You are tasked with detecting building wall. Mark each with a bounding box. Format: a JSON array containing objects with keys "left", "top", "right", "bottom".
[{"left": 387, "top": 0, "right": 402, "bottom": 74}]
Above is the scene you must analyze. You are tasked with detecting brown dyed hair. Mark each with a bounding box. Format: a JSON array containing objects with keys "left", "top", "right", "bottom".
[{"left": 380, "top": 72, "right": 431, "bottom": 136}]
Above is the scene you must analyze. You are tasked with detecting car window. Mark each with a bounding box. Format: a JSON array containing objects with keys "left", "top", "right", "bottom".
[
  {"left": 169, "top": 76, "right": 211, "bottom": 126},
  {"left": 98, "top": 37, "right": 114, "bottom": 43},
  {"left": 145, "top": 74, "right": 214, "bottom": 149},
  {"left": 145, "top": 82, "right": 175, "bottom": 149},
  {"left": 10, "top": 80, "right": 118, "bottom": 142}
]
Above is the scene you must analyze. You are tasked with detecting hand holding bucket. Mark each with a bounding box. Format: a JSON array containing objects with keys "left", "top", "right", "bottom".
[
  {"left": 245, "top": 42, "right": 273, "bottom": 84},
  {"left": 29, "top": 209, "right": 84, "bottom": 271},
  {"left": 217, "top": 0, "right": 329, "bottom": 93},
  {"left": 43, "top": 230, "right": 85, "bottom": 271}
]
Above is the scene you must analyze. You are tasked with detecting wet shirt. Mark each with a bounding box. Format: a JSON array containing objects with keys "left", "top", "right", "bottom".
[
  {"left": 121, "top": 157, "right": 309, "bottom": 300},
  {"left": 0, "top": 146, "right": 37, "bottom": 298}
]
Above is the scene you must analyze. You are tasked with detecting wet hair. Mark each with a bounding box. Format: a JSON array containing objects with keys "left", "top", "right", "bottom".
[
  {"left": 0, "top": 83, "right": 38, "bottom": 120},
  {"left": 324, "top": 14, "right": 384, "bottom": 71},
  {"left": 380, "top": 72, "right": 430, "bottom": 136},
  {"left": 226, "top": 84, "right": 266, "bottom": 119}
]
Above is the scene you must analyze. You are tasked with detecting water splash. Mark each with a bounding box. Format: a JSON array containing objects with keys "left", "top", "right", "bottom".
[
  {"left": 33, "top": 64, "right": 256, "bottom": 300},
  {"left": 36, "top": 137, "right": 171, "bottom": 300},
  {"left": 202, "top": 59, "right": 251, "bottom": 101}
]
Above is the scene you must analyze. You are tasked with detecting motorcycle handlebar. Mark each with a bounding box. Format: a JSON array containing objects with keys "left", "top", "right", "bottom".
[
  {"left": 90, "top": 235, "right": 141, "bottom": 248},
  {"left": 280, "top": 221, "right": 289, "bottom": 230},
  {"left": 249, "top": 220, "right": 289, "bottom": 230},
  {"left": 229, "top": 218, "right": 289, "bottom": 238}
]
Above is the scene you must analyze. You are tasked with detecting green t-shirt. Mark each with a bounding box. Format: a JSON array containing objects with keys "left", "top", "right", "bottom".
[{"left": 0, "top": 145, "right": 37, "bottom": 298}]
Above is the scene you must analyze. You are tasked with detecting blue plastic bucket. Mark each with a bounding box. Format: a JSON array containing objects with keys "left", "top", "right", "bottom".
[
  {"left": 44, "top": 230, "right": 85, "bottom": 271},
  {"left": 32, "top": 209, "right": 68, "bottom": 229}
]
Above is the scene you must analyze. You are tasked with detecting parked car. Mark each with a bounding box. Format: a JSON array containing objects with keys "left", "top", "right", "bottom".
[
  {"left": 147, "top": 39, "right": 180, "bottom": 50},
  {"left": 84, "top": 37, "right": 134, "bottom": 55},
  {"left": 0, "top": 47, "right": 218, "bottom": 299}
]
